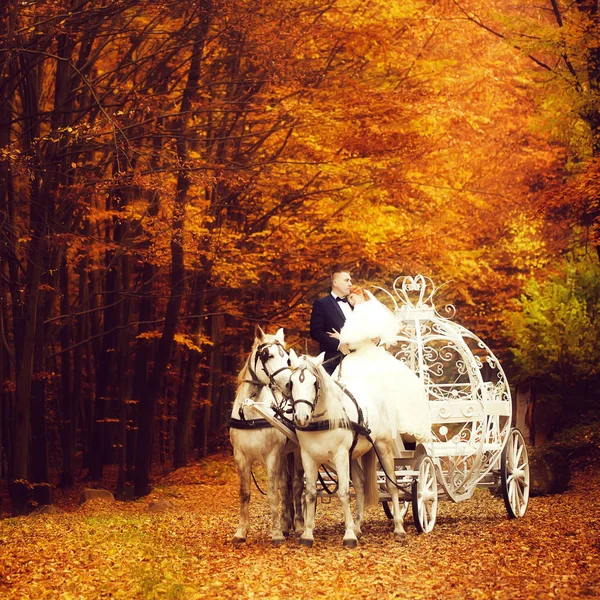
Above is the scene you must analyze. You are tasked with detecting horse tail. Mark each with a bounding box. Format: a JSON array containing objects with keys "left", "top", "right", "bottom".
[{"left": 362, "top": 448, "right": 379, "bottom": 507}]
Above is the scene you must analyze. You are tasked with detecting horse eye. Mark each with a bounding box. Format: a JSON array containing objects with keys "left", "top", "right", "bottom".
[{"left": 287, "top": 358, "right": 291, "bottom": 367}]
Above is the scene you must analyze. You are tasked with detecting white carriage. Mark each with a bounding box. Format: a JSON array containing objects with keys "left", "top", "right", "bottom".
[
  {"left": 369, "top": 274, "right": 530, "bottom": 532},
  {"left": 250, "top": 274, "right": 530, "bottom": 533}
]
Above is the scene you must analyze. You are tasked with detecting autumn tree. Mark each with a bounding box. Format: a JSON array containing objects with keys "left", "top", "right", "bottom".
[{"left": 0, "top": 0, "right": 584, "bottom": 511}]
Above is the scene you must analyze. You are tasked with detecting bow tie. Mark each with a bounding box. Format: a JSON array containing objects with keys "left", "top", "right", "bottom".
[{"left": 336, "top": 297, "right": 348, "bottom": 303}]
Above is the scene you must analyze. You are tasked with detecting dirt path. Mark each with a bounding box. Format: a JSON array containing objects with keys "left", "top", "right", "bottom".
[{"left": 1, "top": 455, "right": 599, "bottom": 599}]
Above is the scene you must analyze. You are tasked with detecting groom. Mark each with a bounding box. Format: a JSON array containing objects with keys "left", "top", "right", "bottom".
[{"left": 310, "top": 270, "right": 353, "bottom": 374}]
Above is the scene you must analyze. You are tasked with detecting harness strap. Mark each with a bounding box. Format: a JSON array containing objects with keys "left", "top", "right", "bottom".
[
  {"left": 228, "top": 417, "right": 273, "bottom": 430},
  {"left": 247, "top": 364, "right": 264, "bottom": 388},
  {"left": 334, "top": 382, "right": 367, "bottom": 461},
  {"left": 335, "top": 381, "right": 365, "bottom": 426},
  {"left": 295, "top": 419, "right": 369, "bottom": 434}
]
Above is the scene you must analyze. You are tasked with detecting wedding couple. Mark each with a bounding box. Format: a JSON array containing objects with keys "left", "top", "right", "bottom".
[{"left": 309, "top": 270, "right": 431, "bottom": 442}]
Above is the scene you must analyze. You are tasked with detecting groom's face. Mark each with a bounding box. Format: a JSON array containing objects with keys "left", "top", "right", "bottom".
[{"left": 332, "top": 272, "right": 352, "bottom": 297}]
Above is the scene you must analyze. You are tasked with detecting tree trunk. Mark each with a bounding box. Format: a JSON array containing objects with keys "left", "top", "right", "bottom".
[
  {"left": 74, "top": 229, "right": 91, "bottom": 472},
  {"left": 59, "top": 258, "right": 75, "bottom": 488},
  {"left": 174, "top": 278, "right": 206, "bottom": 468},
  {"left": 134, "top": 14, "right": 211, "bottom": 496},
  {"left": 116, "top": 250, "right": 131, "bottom": 497},
  {"left": 88, "top": 215, "right": 119, "bottom": 479}
]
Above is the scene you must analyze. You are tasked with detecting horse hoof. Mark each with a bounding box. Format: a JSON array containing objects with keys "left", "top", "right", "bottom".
[
  {"left": 271, "top": 538, "right": 285, "bottom": 547},
  {"left": 232, "top": 536, "right": 246, "bottom": 546},
  {"left": 343, "top": 538, "right": 358, "bottom": 549},
  {"left": 299, "top": 538, "right": 314, "bottom": 548},
  {"left": 394, "top": 532, "right": 407, "bottom": 543}
]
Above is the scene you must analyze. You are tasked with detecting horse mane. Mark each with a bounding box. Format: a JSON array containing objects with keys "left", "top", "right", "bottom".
[
  {"left": 303, "top": 356, "right": 349, "bottom": 429},
  {"left": 236, "top": 351, "right": 253, "bottom": 388}
]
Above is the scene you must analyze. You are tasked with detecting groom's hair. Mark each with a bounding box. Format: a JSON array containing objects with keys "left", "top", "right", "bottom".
[{"left": 331, "top": 270, "right": 349, "bottom": 284}]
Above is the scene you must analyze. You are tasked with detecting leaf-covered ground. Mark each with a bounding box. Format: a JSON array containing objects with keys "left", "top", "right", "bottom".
[{"left": 1, "top": 454, "right": 599, "bottom": 600}]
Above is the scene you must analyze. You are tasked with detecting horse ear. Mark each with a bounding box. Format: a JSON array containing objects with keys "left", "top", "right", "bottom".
[
  {"left": 314, "top": 352, "right": 326, "bottom": 366},
  {"left": 254, "top": 324, "right": 266, "bottom": 341},
  {"left": 289, "top": 348, "right": 301, "bottom": 368},
  {"left": 274, "top": 327, "right": 285, "bottom": 345}
]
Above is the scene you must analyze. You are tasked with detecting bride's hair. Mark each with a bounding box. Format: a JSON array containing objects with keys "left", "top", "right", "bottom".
[{"left": 349, "top": 285, "right": 370, "bottom": 302}]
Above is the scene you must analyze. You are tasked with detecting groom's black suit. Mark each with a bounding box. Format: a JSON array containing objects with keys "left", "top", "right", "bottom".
[{"left": 310, "top": 294, "right": 349, "bottom": 375}]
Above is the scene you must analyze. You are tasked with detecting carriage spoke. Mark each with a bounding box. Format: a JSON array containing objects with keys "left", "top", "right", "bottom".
[
  {"left": 510, "top": 484, "right": 519, "bottom": 514},
  {"left": 511, "top": 481, "right": 521, "bottom": 512},
  {"left": 513, "top": 443, "right": 524, "bottom": 467},
  {"left": 510, "top": 480, "right": 519, "bottom": 506},
  {"left": 423, "top": 500, "right": 432, "bottom": 520},
  {"left": 509, "top": 480, "right": 516, "bottom": 505},
  {"left": 514, "top": 482, "right": 525, "bottom": 515},
  {"left": 508, "top": 442, "right": 517, "bottom": 470},
  {"left": 515, "top": 480, "right": 525, "bottom": 505}
]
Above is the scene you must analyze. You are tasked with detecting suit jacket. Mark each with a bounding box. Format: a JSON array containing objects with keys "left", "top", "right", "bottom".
[{"left": 310, "top": 294, "right": 348, "bottom": 374}]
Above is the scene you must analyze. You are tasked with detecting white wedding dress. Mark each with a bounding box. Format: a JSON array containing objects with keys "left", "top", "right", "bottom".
[{"left": 332, "top": 292, "right": 431, "bottom": 443}]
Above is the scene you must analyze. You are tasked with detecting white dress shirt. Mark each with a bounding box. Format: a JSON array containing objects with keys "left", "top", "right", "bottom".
[{"left": 331, "top": 293, "right": 353, "bottom": 319}]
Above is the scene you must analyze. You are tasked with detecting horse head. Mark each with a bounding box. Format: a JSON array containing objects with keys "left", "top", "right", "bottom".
[
  {"left": 248, "top": 325, "right": 291, "bottom": 390},
  {"left": 289, "top": 350, "right": 326, "bottom": 428}
]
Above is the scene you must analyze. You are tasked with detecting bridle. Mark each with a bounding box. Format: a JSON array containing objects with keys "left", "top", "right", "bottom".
[
  {"left": 289, "top": 366, "right": 323, "bottom": 420},
  {"left": 235, "top": 339, "right": 292, "bottom": 423},
  {"left": 246, "top": 339, "right": 292, "bottom": 398}
]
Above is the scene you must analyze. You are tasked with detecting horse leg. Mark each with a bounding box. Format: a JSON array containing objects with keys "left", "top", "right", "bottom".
[
  {"left": 299, "top": 452, "right": 318, "bottom": 547},
  {"left": 376, "top": 441, "right": 406, "bottom": 541},
  {"left": 279, "top": 452, "right": 294, "bottom": 537},
  {"left": 266, "top": 450, "right": 286, "bottom": 546},
  {"left": 232, "top": 449, "right": 251, "bottom": 545},
  {"left": 292, "top": 448, "right": 305, "bottom": 534},
  {"left": 351, "top": 459, "right": 365, "bottom": 539},
  {"left": 335, "top": 450, "right": 358, "bottom": 548}
]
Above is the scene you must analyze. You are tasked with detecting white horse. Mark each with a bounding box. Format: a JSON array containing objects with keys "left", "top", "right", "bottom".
[
  {"left": 289, "top": 350, "right": 407, "bottom": 547},
  {"left": 229, "top": 326, "right": 303, "bottom": 545}
]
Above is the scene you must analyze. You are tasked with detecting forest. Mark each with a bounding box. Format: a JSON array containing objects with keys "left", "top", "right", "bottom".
[{"left": 1, "top": 0, "right": 599, "bottom": 515}]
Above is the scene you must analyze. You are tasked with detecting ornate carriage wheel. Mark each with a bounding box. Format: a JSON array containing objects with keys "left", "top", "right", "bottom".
[
  {"left": 501, "top": 428, "right": 530, "bottom": 519},
  {"left": 381, "top": 501, "right": 409, "bottom": 520},
  {"left": 412, "top": 454, "right": 438, "bottom": 533}
]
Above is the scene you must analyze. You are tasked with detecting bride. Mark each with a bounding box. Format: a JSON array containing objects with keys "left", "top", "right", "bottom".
[{"left": 329, "top": 285, "right": 431, "bottom": 443}]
